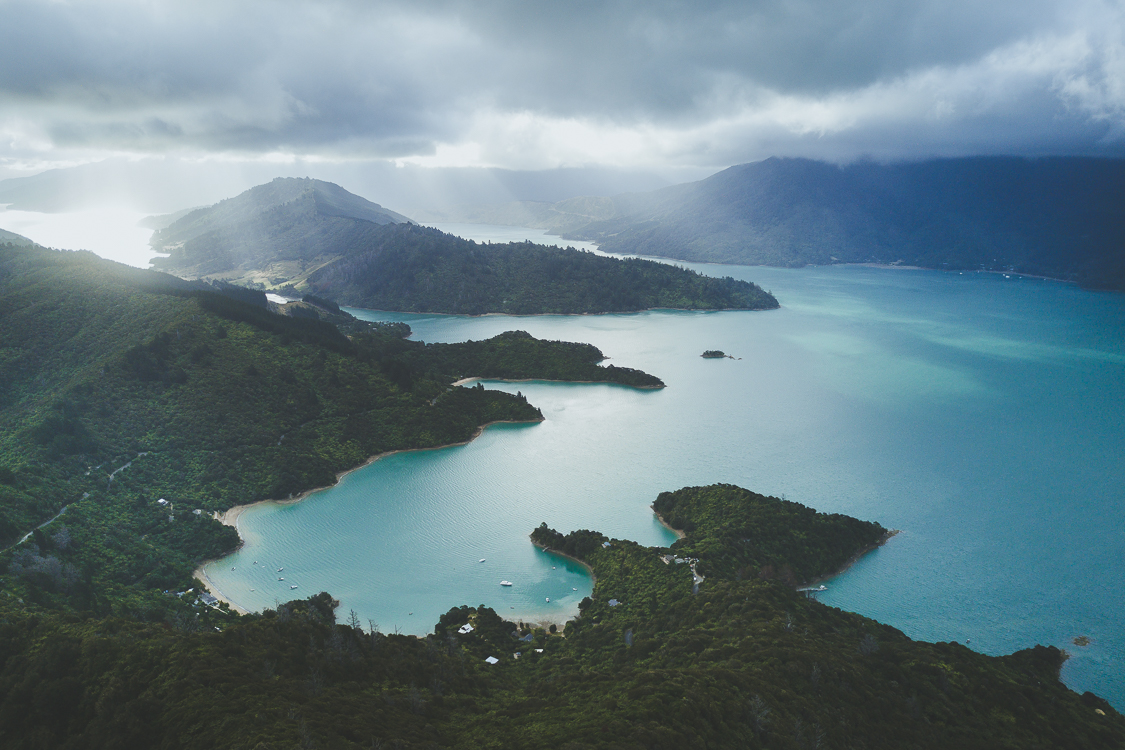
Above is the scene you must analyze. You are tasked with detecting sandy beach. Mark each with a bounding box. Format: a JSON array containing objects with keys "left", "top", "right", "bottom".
[
  {"left": 192, "top": 563, "right": 251, "bottom": 615},
  {"left": 652, "top": 508, "right": 687, "bottom": 540},
  {"left": 529, "top": 539, "right": 598, "bottom": 582}
]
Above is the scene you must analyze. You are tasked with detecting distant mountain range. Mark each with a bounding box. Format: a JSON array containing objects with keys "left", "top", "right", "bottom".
[
  {"left": 149, "top": 178, "right": 778, "bottom": 314},
  {"left": 444, "top": 157, "right": 1125, "bottom": 291}
]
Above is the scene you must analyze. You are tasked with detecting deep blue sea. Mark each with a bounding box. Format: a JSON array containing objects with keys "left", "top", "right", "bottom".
[{"left": 204, "top": 225, "right": 1125, "bottom": 707}]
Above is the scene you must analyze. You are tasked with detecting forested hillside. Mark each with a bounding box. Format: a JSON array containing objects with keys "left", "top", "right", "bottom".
[
  {"left": 150, "top": 177, "right": 409, "bottom": 286},
  {"left": 0, "top": 243, "right": 661, "bottom": 616},
  {"left": 306, "top": 222, "right": 777, "bottom": 314},
  {"left": 1, "top": 244, "right": 1118, "bottom": 749},
  {"left": 0, "top": 484, "right": 1119, "bottom": 748}
]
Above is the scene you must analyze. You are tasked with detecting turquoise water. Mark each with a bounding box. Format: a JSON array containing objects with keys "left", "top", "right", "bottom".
[{"left": 204, "top": 258, "right": 1125, "bottom": 707}]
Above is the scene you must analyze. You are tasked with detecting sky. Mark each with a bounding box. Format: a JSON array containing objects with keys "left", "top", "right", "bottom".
[{"left": 1, "top": 0, "right": 1123, "bottom": 187}]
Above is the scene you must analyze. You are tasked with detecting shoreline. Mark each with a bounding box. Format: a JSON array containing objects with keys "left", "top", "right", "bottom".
[
  {"left": 344, "top": 303, "right": 778, "bottom": 319},
  {"left": 529, "top": 539, "right": 597, "bottom": 583},
  {"left": 192, "top": 563, "right": 250, "bottom": 615},
  {"left": 651, "top": 508, "right": 686, "bottom": 540},
  {"left": 806, "top": 528, "right": 901, "bottom": 587},
  {"left": 193, "top": 417, "right": 545, "bottom": 612},
  {"left": 451, "top": 375, "right": 664, "bottom": 390},
  {"left": 575, "top": 245, "right": 1088, "bottom": 288},
  {"left": 844, "top": 262, "right": 926, "bottom": 271},
  {"left": 649, "top": 504, "right": 896, "bottom": 589},
  {"left": 520, "top": 540, "right": 597, "bottom": 633}
]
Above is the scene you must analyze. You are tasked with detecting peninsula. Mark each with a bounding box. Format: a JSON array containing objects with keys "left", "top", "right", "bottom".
[
  {"left": 0, "top": 242, "right": 663, "bottom": 612},
  {"left": 148, "top": 179, "right": 779, "bottom": 314},
  {"left": 0, "top": 482, "right": 1119, "bottom": 747}
]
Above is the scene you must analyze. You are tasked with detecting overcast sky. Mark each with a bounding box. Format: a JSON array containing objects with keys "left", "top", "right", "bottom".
[{"left": 2, "top": 0, "right": 1124, "bottom": 181}]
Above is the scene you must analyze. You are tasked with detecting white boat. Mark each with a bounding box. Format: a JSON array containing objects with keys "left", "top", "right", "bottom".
[
  {"left": 290, "top": 585, "right": 297, "bottom": 589},
  {"left": 572, "top": 587, "right": 578, "bottom": 591},
  {"left": 545, "top": 597, "right": 550, "bottom": 603},
  {"left": 278, "top": 577, "right": 284, "bottom": 581},
  {"left": 479, "top": 558, "right": 486, "bottom": 563},
  {"left": 277, "top": 567, "right": 283, "bottom": 572},
  {"left": 500, "top": 580, "right": 513, "bottom": 586}
]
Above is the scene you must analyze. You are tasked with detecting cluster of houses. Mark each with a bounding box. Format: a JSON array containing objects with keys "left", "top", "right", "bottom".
[
  {"left": 154, "top": 498, "right": 204, "bottom": 520},
  {"left": 162, "top": 586, "right": 222, "bottom": 610},
  {"left": 456, "top": 620, "right": 549, "bottom": 666}
]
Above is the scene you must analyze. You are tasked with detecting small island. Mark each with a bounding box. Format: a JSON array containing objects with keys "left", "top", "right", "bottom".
[{"left": 702, "top": 349, "right": 738, "bottom": 359}]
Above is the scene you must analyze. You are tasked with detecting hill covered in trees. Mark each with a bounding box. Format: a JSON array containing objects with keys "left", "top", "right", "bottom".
[
  {"left": 0, "top": 227, "right": 32, "bottom": 246},
  {"left": 148, "top": 179, "right": 778, "bottom": 314},
  {"left": 2, "top": 244, "right": 1118, "bottom": 747},
  {"left": 305, "top": 223, "right": 777, "bottom": 314},
  {"left": 0, "top": 243, "right": 662, "bottom": 616},
  {"left": 150, "top": 177, "right": 410, "bottom": 287},
  {"left": 452, "top": 157, "right": 1125, "bottom": 290},
  {"left": 0, "top": 483, "right": 1119, "bottom": 748}
]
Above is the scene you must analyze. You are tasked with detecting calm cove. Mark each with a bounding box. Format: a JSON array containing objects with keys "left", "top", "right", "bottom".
[{"left": 203, "top": 226, "right": 1125, "bottom": 708}]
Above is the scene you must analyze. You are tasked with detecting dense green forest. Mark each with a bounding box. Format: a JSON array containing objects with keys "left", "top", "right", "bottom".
[
  {"left": 149, "top": 178, "right": 779, "bottom": 313},
  {"left": 650, "top": 485, "right": 891, "bottom": 582},
  {"left": 0, "top": 243, "right": 1119, "bottom": 748},
  {"left": 0, "top": 243, "right": 661, "bottom": 617},
  {"left": 0, "top": 484, "right": 1119, "bottom": 748},
  {"left": 371, "top": 329, "right": 664, "bottom": 388},
  {"left": 453, "top": 157, "right": 1125, "bottom": 290},
  {"left": 307, "top": 223, "right": 777, "bottom": 314}
]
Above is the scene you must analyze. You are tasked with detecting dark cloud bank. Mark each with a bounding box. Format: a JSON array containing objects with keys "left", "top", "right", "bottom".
[{"left": 1, "top": 0, "right": 1123, "bottom": 178}]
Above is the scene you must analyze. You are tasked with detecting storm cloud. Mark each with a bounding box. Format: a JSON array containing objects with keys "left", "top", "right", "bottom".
[{"left": 2, "top": 0, "right": 1123, "bottom": 174}]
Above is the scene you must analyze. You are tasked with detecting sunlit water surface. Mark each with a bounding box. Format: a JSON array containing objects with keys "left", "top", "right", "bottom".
[
  {"left": 178, "top": 223, "right": 1124, "bottom": 708},
  {"left": 0, "top": 207, "right": 160, "bottom": 267}
]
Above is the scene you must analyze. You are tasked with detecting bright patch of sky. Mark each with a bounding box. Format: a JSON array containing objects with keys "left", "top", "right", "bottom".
[{"left": 0, "top": 207, "right": 157, "bottom": 267}]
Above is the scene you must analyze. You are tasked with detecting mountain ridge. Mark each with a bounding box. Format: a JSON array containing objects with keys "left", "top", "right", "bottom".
[
  {"left": 150, "top": 177, "right": 410, "bottom": 286},
  {"left": 436, "top": 156, "right": 1125, "bottom": 290},
  {"left": 147, "top": 180, "right": 780, "bottom": 314}
]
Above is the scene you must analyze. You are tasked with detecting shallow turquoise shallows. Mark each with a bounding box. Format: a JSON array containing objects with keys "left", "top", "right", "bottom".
[{"left": 204, "top": 241, "right": 1125, "bottom": 708}]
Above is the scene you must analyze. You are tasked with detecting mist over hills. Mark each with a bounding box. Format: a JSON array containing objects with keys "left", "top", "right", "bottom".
[
  {"left": 148, "top": 178, "right": 777, "bottom": 314},
  {"left": 0, "top": 158, "right": 677, "bottom": 216},
  {"left": 150, "top": 177, "right": 409, "bottom": 286},
  {"left": 0, "top": 227, "right": 33, "bottom": 246},
  {"left": 447, "top": 157, "right": 1125, "bottom": 291}
]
